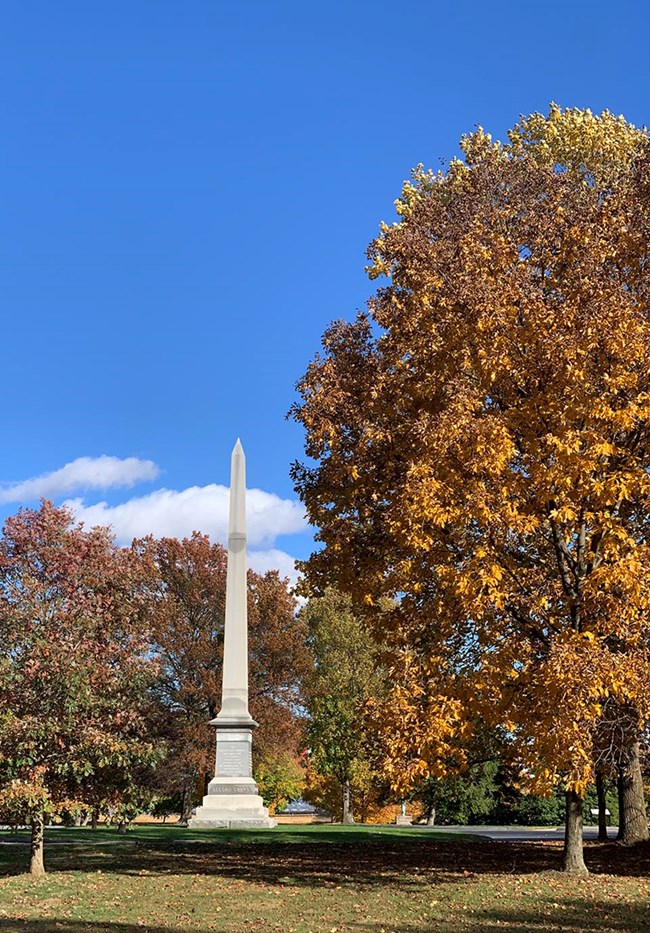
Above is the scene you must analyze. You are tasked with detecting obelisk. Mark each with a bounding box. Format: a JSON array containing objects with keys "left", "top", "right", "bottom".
[{"left": 189, "top": 440, "right": 276, "bottom": 828}]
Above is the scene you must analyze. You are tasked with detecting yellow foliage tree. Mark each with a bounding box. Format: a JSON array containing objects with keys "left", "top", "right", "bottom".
[
  {"left": 292, "top": 106, "right": 650, "bottom": 874},
  {"left": 301, "top": 588, "right": 386, "bottom": 823}
]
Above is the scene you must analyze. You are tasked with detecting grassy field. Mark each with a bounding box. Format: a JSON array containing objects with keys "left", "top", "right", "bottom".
[{"left": 0, "top": 824, "right": 648, "bottom": 933}]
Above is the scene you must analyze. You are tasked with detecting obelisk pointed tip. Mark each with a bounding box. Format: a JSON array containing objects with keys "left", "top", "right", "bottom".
[{"left": 229, "top": 438, "right": 246, "bottom": 537}]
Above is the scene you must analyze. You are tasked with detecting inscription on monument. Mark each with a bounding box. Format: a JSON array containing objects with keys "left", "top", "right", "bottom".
[
  {"left": 216, "top": 741, "right": 250, "bottom": 777},
  {"left": 209, "top": 783, "right": 257, "bottom": 795}
]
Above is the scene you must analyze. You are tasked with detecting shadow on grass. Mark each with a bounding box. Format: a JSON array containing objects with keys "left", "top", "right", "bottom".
[{"left": 2, "top": 836, "right": 648, "bottom": 887}]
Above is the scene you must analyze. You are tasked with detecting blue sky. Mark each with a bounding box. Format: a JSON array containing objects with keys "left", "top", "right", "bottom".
[{"left": 1, "top": 0, "right": 648, "bottom": 580}]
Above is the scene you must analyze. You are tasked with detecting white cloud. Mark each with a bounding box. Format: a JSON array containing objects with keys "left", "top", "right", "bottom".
[
  {"left": 0, "top": 456, "right": 159, "bottom": 504},
  {"left": 248, "top": 548, "right": 301, "bottom": 588},
  {"left": 64, "top": 484, "right": 307, "bottom": 550},
  {"left": 1, "top": 455, "right": 308, "bottom": 583}
]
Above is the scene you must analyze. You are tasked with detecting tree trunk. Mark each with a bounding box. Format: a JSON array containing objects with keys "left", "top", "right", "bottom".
[
  {"left": 117, "top": 820, "right": 127, "bottom": 835},
  {"left": 180, "top": 787, "right": 193, "bottom": 825},
  {"left": 29, "top": 813, "right": 46, "bottom": 876},
  {"left": 91, "top": 808, "right": 99, "bottom": 831},
  {"left": 617, "top": 770, "right": 626, "bottom": 841},
  {"left": 596, "top": 771, "right": 608, "bottom": 842},
  {"left": 562, "top": 790, "right": 588, "bottom": 875},
  {"left": 617, "top": 742, "right": 649, "bottom": 845},
  {"left": 342, "top": 779, "right": 355, "bottom": 824},
  {"left": 74, "top": 813, "right": 82, "bottom": 827}
]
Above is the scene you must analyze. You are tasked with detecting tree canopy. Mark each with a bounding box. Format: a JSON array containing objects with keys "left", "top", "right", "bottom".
[
  {"left": 291, "top": 106, "right": 650, "bottom": 871},
  {"left": 300, "top": 588, "right": 384, "bottom": 823},
  {"left": 0, "top": 502, "right": 157, "bottom": 873}
]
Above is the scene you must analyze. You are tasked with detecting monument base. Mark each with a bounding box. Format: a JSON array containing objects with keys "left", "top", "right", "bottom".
[
  {"left": 189, "top": 777, "right": 277, "bottom": 829},
  {"left": 190, "top": 815, "right": 277, "bottom": 828}
]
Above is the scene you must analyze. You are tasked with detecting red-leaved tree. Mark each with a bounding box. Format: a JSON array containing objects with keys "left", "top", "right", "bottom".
[
  {"left": 0, "top": 502, "right": 158, "bottom": 874},
  {"left": 136, "top": 533, "right": 311, "bottom": 814}
]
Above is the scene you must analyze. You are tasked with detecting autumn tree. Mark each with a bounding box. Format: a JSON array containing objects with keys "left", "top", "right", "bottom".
[
  {"left": 137, "top": 533, "right": 311, "bottom": 813},
  {"left": 292, "top": 106, "right": 650, "bottom": 873},
  {"left": 255, "top": 750, "right": 306, "bottom": 814},
  {"left": 301, "top": 588, "right": 385, "bottom": 823},
  {"left": 0, "top": 502, "right": 157, "bottom": 874}
]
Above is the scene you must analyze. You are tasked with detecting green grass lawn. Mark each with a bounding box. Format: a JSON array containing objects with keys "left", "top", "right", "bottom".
[
  {"left": 0, "top": 824, "right": 648, "bottom": 932},
  {"left": 0, "top": 822, "right": 473, "bottom": 848}
]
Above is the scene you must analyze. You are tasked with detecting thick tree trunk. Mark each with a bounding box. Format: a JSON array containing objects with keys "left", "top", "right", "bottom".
[
  {"left": 596, "top": 771, "right": 608, "bottom": 842},
  {"left": 91, "top": 808, "right": 99, "bottom": 831},
  {"left": 562, "top": 790, "right": 588, "bottom": 875},
  {"left": 29, "top": 813, "right": 46, "bottom": 876},
  {"left": 617, "top": 743, "right": 649, "bottom": 845},
  {"left": 342, "top": 779, "right": 355, "bottom": 824},
  {"left": 117, "top": 820, "right": 127, "bottom": 835}
]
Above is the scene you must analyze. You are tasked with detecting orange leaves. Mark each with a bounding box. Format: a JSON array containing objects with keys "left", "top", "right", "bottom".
[
  {"left": 0, "top": 778, "right": 52, "bottom": 821},
  {"left": 292, "top": 105, "right": 650, "bottom": 803}
]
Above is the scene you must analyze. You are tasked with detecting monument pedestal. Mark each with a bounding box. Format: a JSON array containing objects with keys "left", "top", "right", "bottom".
[{"left": 189, "top": 722, "right": 276, "bottom": 829}]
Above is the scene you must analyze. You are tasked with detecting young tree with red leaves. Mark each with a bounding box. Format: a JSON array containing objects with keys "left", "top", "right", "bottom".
[{"left": 0, "top": 502, "right": 157, "bottom": 874}]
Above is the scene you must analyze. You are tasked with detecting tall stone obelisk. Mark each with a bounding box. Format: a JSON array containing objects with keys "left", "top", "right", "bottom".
[{"left": 189, "top": 440, "right": 276, "bottom": 828}]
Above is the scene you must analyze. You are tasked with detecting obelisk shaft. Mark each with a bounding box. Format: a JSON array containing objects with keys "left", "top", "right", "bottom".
[
  {"left": 189, "top": 439, "right": 275, "bottom": 827},
  {"left": 216, "top": 439, "right": 253, "bottom": 724}
]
